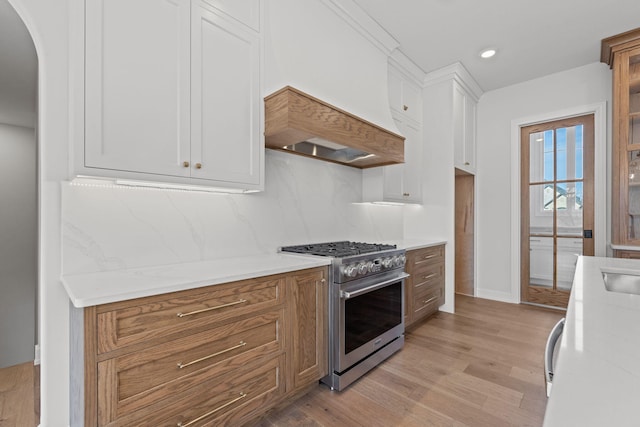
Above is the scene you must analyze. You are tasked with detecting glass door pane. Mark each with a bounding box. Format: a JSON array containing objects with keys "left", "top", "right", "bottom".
[{"left": 522, "top": 115, "right": 593, "bottom": 308}]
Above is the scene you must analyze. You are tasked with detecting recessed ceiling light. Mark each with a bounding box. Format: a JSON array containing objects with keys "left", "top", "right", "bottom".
[{"left": 480, "top": 48, "right": 497, "bottom": 59}]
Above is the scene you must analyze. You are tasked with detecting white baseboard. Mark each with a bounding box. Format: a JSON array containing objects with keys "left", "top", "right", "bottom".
[{"left": 34, "top": 344, "right": 40, "bottom": 365}]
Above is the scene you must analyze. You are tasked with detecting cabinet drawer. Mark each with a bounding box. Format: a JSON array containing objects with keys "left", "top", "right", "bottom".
[
  {"left": 107, "top": 353, "right": 285, "bottom": 427},
  {"left": 412, "top": 286, "right": 443, "bottom": 319},
  {"left": 412, "top": 262, "right": 444, "bottom": 291},
  {"left": 408, "top": 245, "right": 444, "bottom": 268},
  {"left": 97, "top": 276, "right": 285, "bottom": 354},
  {"left": 98, "top": 309, "right": 284, "bottom": 425}
]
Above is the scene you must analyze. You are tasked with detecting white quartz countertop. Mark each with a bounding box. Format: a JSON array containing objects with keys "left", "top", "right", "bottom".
[
  {"left": 382, "top": 238, "right": 447, "bottom": 251},
  {"left": 61, "top": 253, "right": 331, "bottom": 308},
  {"left": 543, "top": 256, "right": 640, "bottom": 426}
]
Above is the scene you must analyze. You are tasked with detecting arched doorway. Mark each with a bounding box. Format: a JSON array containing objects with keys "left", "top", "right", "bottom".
[{"left": 0, "top": 0, "right": 38, "bottom": 423}]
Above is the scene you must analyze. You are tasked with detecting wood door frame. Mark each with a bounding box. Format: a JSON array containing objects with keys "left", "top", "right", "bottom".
[
  {"left": 520, "top": 115, "right": 594, "bottom": 307},
  {"left": 509, "top": 103, "right": 607, "bottom": 304}
]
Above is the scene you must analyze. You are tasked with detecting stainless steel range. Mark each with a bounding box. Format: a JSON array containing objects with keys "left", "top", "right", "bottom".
[{"left": 281, "top": 241, "right": 408, "bottom": 390}]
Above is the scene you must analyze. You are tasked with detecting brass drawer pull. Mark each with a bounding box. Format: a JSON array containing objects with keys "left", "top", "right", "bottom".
[
  {"left": 415, "top": 296, "right": 439, "bottom": 311},
  {"left": 414, "top": 273, "right": 437, "bottom": 287},
  {"left": 177, "top": 299, "right": 247, "bottom": 318},
  {"left": 177, "top": 341, "right": 247, "bottom": 369},
  {"left": 177, "top": 392, "right": 247, "bottom": 427},
  {"left": 415, "top": 254, "right": 439, "bottom": 264}
]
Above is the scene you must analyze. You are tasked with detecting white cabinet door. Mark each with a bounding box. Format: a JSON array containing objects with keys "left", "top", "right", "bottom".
[
  {"left": 453, "top": 82, "right": 476, "bottom": 173},
  {"left": 85, "top": 0, "right": 191, "bottom": 177},
  {"left": 191, "top": 2, "right": 262, "bottom": 187},
  {"left": 395, "top": 119, "right": 422, "bottom": 203},
  {"left": 388, "top": 67, "right": 421, "bottom": 124},
  {"left": 200, "top": 0, "right": 260, "bottom": 32},
  {"left": 364, "top": 117, "right": 422, "bottom": 204}
]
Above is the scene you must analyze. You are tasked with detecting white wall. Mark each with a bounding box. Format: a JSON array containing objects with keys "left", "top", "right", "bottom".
[
  {"left": 476, "top": 62, "right": 612, "bottom": 302},
  {"left": 0, "top": 123, "right": 36, "bottom": 368}
]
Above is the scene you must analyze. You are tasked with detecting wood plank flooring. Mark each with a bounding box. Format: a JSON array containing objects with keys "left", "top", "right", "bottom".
[
  {"left": 256, "top": 295, "right": 564, "bottom": 427},
  {"left": 0, "top": 362, "right": 39, "bottom": 427}
]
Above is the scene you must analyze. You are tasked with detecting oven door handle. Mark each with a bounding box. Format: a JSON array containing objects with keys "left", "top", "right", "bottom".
[{"left": 340, "top": 273, "right": 410, "bottom": 299}]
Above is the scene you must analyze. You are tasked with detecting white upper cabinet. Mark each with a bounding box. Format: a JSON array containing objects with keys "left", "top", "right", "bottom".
[
  {"left": 362, "top": 115, "right": 422, "bottom": 204},
  {"left": 191, "top": 2, "right": 261, "bottom": 186},
  {"left": 388, "top": 67, "right": 422, "bottom": 124},
  {"left": 84, "top": 0, "right": 191, "bottom": 178},
  {"left": 453, "top": 81, "right": 477, "bottom": 174},
  {"left": 362, "top": 62, "right": 423, "bottom": 204},
  {"left": 200, "top": 0, "right": 261, "bottom": 32},
  {"left": 81, "top": 0, "right": 263, "bottom": 191}
]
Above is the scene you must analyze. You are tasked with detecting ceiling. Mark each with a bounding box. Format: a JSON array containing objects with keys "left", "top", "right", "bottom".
[
  {"left": 353, "top": 0, "right": 640, "bottom": 91},
  {"left": 0, "top": 0, "right": 36, "bottom": 127},
  {"left": 1, "top": 0, "right": 640, "bottom": 119}
]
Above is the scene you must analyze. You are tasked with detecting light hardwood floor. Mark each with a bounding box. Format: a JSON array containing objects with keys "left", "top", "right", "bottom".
[
  {"left": 0, "top": 296, "right": 562, "bottom": 426},
  {"left": 0, "top": 362, "right": 38, "bottom": 427},
  {"left": 256, "top": 295, "right": 564, "bottom": 427}
]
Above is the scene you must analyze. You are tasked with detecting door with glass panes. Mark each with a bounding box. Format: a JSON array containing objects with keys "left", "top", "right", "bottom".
[{"left": 521, "top": 114, "right": 594, "bottom": 308}]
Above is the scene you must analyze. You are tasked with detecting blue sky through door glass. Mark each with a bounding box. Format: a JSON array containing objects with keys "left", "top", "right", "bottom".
[{"left": 544, "top": 130, "right": 554, "bottom": 181}]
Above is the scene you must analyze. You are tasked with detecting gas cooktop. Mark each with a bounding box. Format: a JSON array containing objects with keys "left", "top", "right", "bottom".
[{"left": 280, "top": 241, "right": 397, "bottom": 258}]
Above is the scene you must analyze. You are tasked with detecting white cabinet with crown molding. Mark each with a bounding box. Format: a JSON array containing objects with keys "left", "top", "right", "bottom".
[
  {"left": 453, "top": 80, "right": 477, "bottom": 174},
  {"left": 79, "top": 0, "right": 263, "bottom": 191},
  {"left": 363, "top": 64, "right": 423, "bottom": 204}
]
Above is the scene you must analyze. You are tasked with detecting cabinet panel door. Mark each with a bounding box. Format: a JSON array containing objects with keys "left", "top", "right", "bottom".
[
  {"left": 85, "top": 0, "right": 190, "bottom": 177},
  {"left": 191, "top": 4, "right": 262, "bottom": 186},
  {"left": 452, "top": 83, "right": 466, "bottom": 169},
  {"left": 401, "top": 120, "right": 422, "bottom": 203},
  {"left": 201, "top": 0, "right": 261, "bottom": 32},
  {"left": 463, "top": 94, "right": 477, "bottom": 171},
  {"left": 288, "top": 269, "right": 327, "bottom": 391}
]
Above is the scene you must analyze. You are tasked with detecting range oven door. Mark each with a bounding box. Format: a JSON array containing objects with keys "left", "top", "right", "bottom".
[{"left": 336, "top": 273, "right": 408, "bottom": 373}]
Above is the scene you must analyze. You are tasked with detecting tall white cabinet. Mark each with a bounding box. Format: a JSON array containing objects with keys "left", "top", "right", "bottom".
[
  {"left": 452, "top": 80, "right": 477, "bottom": 174},
  {"left": 363, "top": 61, "right": 423, "bottom": 204},
  {"left": 79, "top": 0, "right": 264, "bottom": 191}
]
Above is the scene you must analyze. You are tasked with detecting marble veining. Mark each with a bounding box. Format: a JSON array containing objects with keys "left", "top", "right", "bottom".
[{"left": 62, "top": 150, "right": 404, "bottom": 275}]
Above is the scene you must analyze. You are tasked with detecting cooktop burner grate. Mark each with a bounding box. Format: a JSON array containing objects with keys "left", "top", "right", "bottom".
[{"left": 281, "top": 241, "right": 396, "bottom": 258}]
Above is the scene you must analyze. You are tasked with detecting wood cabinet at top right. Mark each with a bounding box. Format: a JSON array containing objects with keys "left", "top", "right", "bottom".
[
  {"left": 602, "top": 28, "right": 640, "bottom": 251},
  {"left": 452, "top": 81, "right": 477, "bottom": 174}
]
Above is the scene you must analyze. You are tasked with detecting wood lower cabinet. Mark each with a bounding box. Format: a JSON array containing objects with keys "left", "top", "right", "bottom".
[
  {"left": 82, "top": 267, "right": 327, "bottom": 427},
  {"left": 613, "top": 249, "right": 640, "bottom": 259},
  {"left": 287, "top": 269, "right": 327, "bottom": 391},
  {"left": 405, "top": 245, "right": 445, "bottom": 328}
]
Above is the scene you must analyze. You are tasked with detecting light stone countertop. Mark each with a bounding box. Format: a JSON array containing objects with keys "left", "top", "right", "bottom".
[
  {"left": 61, "top": 253, "right": 331, "bottom": 308},
  {"left": 543, "top": 256, "right": 640, "bottom": 426},
  {"left": 382, "top": 238, "right": 447, "bottom": 251}
]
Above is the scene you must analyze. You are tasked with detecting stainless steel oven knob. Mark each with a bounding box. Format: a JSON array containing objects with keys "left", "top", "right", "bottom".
[
  {"left": 343, "top": 264, "right": 358, "bottom": 278},
  {"left": 357, "top": 262, "right": 368, "bottom": 275},
  {"left": 399, "top": 255, "right": 406, "bottom": 266},
  {"left": 382, "top": 257, "right": 393, "bottom": 268},
  {"left": 393, "top": 256, "right": 403, "bottom": 267},
  {"left": 365, "top": 261, "right": 375, "bottom": 272}
]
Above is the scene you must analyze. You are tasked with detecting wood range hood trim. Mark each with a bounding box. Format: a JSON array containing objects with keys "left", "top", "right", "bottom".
[{"left": 264, "top": 86, "right": 405, "bottom": 168}]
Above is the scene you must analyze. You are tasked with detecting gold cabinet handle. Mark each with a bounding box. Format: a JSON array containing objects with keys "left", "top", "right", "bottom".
[
  {"left": 195, "top": 163, "right": 202, "bottom": 169},
  {"left": 183, "top": 161, "right": 190, "bottom": 167},
  {"left": 177, "top": 392, "right": 247, "bottom": 427},
  {"left": 177, "top": 341, "right": 247, "bottom": 369},
  {"left": 423, "top": 296, "right": 438, "bottom": 305},
  {"left": 403, "top": 192, "right": 410, "bottom": 197},
  {"left": 415, "top": 296, "right": 439, "bottom": 312},
  {"left": 415, "top": 273, "right": 437, "bottom": 287},
  {"left": 176, "top": 299, "right": 247, "bottom": 318},
  {"left": 415, "top": 254, "right": 438, "bottom": 264},
  {"left": 464, "top": 162, "right": 470, "bottom": 166},
  {"left": 403, "top": 104, "right": 408, "bottom": 111}
]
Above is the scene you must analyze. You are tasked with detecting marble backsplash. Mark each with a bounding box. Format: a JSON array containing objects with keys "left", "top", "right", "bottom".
[{"left": 62, "top": 150, "right": 405, "bottom": 275}]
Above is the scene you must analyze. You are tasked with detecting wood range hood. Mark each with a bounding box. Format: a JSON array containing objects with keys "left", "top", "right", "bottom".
[{"left": 264, "top": 86, "right": 405, "bottom": 168}]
